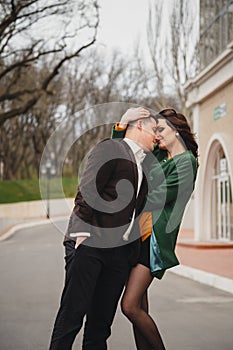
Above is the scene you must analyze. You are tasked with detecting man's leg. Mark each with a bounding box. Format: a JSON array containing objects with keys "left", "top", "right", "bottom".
[
  {"left": 82, "top": 247, "right": 130, "bottom": 350},
  {"left": 49, "top": 245, "right": 103, "bottom": 350}
]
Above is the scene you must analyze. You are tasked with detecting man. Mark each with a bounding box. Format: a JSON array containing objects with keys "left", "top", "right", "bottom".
[{"left": 49, "top": 107, "right": 156, "bottom": 350}]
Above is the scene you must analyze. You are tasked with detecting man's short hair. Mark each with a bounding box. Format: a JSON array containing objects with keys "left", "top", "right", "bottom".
[{"left": 127, "top": 116, "right": 154, "bottom": 129}]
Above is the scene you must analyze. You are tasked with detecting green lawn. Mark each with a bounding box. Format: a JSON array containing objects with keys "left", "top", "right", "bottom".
[{"left": 0, "top": 177, "right": 78, "bottom": 204}]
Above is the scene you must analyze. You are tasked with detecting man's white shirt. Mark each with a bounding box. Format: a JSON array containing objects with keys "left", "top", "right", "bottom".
[{"left": 121, "top": 138, "right": 146, "bottom": 240}]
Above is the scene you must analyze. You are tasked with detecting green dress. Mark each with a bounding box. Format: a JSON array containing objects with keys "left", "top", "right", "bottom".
[{"left": 111, "top": 127, "right": 198, "bottom": 279}]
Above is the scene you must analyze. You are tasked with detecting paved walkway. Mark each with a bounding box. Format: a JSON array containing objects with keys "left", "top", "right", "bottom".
[
  {"left": 169, "top": 229, "right": 233, "bottom": 295},
  {"left": 1, "top": 219, "right": 233, "bottom": 294},
  {"left": 177, "top": 229, "right": 233, "bottom": 280}
]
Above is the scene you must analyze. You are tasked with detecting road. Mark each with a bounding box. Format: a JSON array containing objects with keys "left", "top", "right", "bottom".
[{"left": 0, "top": 221, "right": 232, "bottom": 350}]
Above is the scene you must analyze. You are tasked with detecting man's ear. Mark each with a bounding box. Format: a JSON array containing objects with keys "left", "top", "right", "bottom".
[{"left": 137, "top": 119, "right": 143, "bottom": 130}]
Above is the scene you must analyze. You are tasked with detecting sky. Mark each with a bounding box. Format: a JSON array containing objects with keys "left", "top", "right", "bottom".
[
  {"left": 28, "top": 0, "right": 198, "bottom": 64},
  {"left": 29, "top": 0, "right": 151, "bottom": 61},
  {"left": 19, "top": 0, "right": 199, "bottom": 92},
  {"left": 96, "top": 0, "right": 199, "bottom": 61},
  {"left": 97, "top": 0, "right": 150, "bottom": 57}
]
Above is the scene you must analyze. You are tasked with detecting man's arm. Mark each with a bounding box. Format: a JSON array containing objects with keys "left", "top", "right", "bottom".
[{"left": 67, "top": 139, "right": 117, "bottom": 238}]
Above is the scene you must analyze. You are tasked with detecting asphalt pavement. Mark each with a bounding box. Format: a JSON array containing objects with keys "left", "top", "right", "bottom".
[{"left": 0, "top": 221, "right": 233, "bottom": 350}]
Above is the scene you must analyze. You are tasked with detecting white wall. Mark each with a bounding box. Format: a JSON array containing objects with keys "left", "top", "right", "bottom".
[
  {"left": 0, "top": 198, "right": 74, "bottom": 233},
  {"left": 180, "top": 197, "right": 195, "bottom": 230}
]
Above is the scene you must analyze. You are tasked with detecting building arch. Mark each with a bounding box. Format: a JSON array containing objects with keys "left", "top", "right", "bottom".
[{"left": 202, "top": 134, "right": 233, "bottom": 241}]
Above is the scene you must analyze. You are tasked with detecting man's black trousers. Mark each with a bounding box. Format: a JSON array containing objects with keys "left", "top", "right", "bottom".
[{"left": 49, "top": 241, "right": 131, "bottom": 350}]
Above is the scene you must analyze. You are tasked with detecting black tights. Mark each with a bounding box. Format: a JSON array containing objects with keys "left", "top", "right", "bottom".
[{"left": 121, "top": 264, "right": 166, "bottom": 350}]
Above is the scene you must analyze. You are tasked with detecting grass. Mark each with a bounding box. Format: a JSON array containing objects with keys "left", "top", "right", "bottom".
[{"left": 0, "top": 177, "right": 78, "bottom": 204}]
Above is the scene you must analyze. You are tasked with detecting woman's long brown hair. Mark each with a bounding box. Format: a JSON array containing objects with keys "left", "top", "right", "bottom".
[{"left": 155, "top": 108, "right": 199, "bottom": 161}]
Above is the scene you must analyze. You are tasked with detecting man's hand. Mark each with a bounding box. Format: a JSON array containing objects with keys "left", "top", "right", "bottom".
[
  {"left": 75, "top": 236, "right": 87, "bottom": 249},
  {"left": 119, "top": 107, "right": 150, "bottom": 128},
  {"left": 69, "top": 233, "right": 89, "bottom": 249}
]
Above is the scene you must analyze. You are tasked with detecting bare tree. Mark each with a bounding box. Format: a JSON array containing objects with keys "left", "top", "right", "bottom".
[
  {"left": 118, "top": 40, "right": 179, "bottom": 113},
  {"left": 0, "top": 65, "right": 64, "bottom": 179},
  {"left": 59, "top": 50, "right": 128, "bottom": 177},
  {"left": 147, "top": 0, "right": 168, "bottom": 110},
  {"left": 0, "top": 0, "right": 99, "bottom": 126},
  {"left": 168, "top": 0, "right": 199, "bottom": 116},
  {"left": 146, "top": 0, "right": 199, "bottom": 116}
]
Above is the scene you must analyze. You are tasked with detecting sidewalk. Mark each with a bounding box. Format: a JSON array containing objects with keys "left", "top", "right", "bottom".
[
  {"left": 1, "top": 218, "right": 233, "bottom": 294},
  {"left": 173, "top": 229, "right": 233, "bottom": 294}
]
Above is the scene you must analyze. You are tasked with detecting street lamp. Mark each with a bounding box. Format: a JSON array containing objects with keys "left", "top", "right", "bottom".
[{"left": 41, "top": 156, "right": 56, "bottom": 219}]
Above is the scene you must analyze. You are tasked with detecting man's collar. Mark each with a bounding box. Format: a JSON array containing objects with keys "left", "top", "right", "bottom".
[
  {"left": 123, "top": 138, "right": 146, "bottom": 163},
  {"left": 123, "top": 138, "right": 142, "bottom": 154}
]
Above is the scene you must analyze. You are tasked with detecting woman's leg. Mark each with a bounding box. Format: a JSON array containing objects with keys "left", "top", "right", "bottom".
[
  {"left": 132, "top": 291, "right": 151, "bottom": 350},
  {"left": 121, "top": 264, "right": 166, "bottom": 350}
]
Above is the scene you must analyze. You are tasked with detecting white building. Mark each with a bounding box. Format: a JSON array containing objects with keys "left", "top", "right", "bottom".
[{"left": 185, "top": 0, "right": 233, "bottom": 242}]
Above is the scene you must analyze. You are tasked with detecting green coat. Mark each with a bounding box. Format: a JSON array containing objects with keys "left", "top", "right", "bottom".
[{"left": 111, "top": 127, "right": 198, "bottom": 279}]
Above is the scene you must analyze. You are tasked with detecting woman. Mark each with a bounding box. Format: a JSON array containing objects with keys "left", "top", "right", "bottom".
[{"left": 111, "top": 107, "right": 198, "bottom": 350}]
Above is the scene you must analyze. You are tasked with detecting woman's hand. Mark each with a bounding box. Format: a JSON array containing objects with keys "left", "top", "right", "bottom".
[{"left": 119, "top": 107, "right": 150, "bottom": 128}]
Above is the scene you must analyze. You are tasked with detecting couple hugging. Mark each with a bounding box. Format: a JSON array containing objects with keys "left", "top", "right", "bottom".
[{"left": 49, "top": 106, "right": 198, "bottom": 350}]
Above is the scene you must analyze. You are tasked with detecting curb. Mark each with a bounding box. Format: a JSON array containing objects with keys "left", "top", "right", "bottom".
[
  {"left": 0, "top": 217, "right": 68, "bottom": 242},
  {"left": 177, "top": 239, "right": 233, "bottom": 249},
  {"left": 171, "top": 265, "right": 233, "bottom": 295}
]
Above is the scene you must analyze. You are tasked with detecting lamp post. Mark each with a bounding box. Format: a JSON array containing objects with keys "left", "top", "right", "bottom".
[{"left": 41, "top": 156, "right": 56, "bottom": 219}]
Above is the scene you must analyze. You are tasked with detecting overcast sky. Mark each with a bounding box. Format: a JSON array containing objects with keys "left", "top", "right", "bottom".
[
  {"left": 97, "top": 0, "right": 199, "bottom": 56},
  {"left": 30, "top": 0, "right": 198, "bottom": 63},
  {"left": 97, "top": 0, "right": 150, "bottom": 57}
]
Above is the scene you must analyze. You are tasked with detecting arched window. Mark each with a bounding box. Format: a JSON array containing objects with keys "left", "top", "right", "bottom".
[{"left": 211, "top": 145, "right": 232, "bottom": 241}]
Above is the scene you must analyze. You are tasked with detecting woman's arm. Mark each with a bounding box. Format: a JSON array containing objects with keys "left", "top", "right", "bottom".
[
  {"left": 111, "top": 107, "right": 150, "bottom": 139},
  {"left": 111, "top": 123, "right": 126, "bottom": 139}
]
